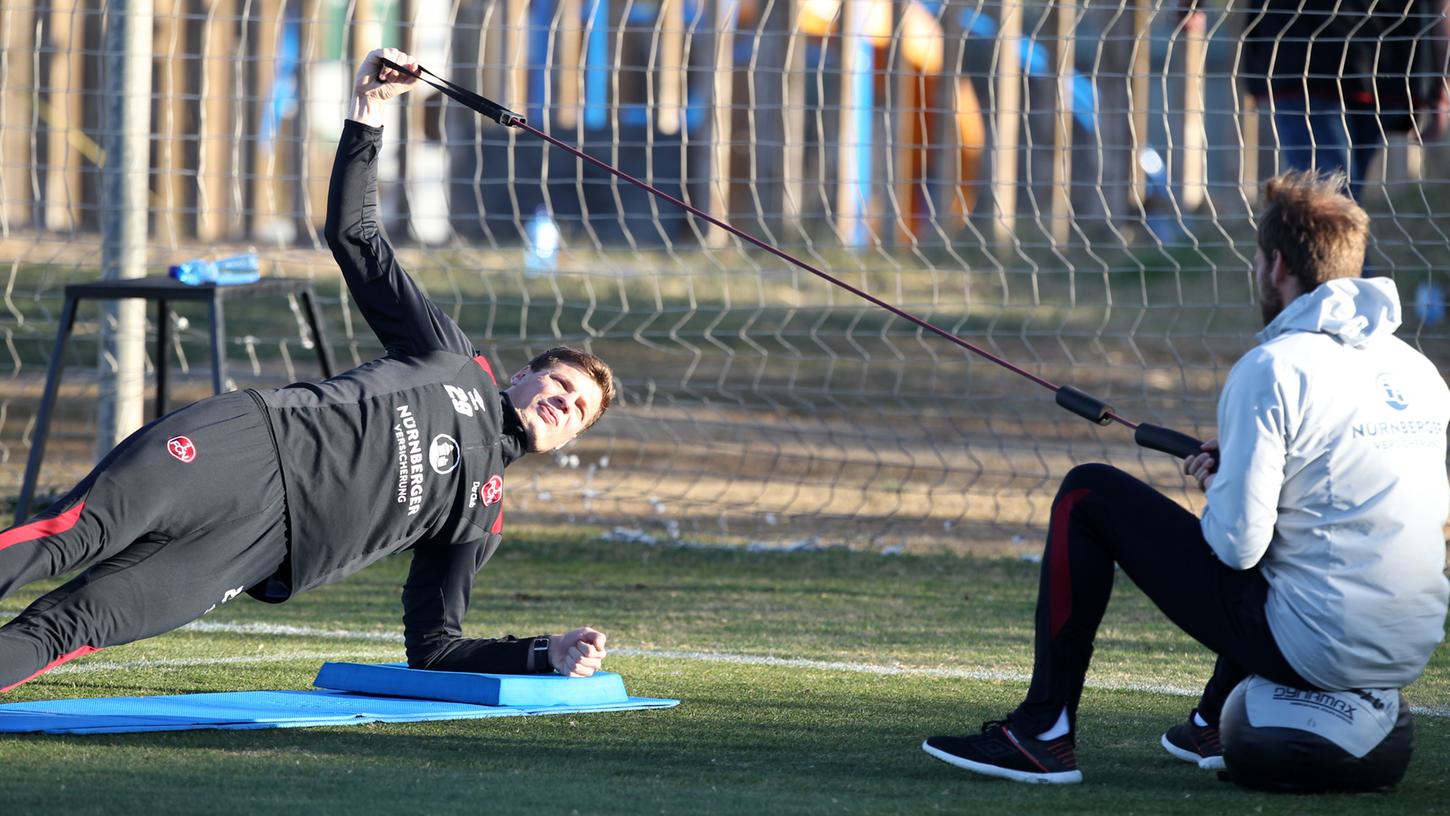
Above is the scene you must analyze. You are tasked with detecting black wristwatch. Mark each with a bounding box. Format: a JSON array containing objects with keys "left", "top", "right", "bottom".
[{"left": 530, "top": 636, "right": 554, "bottom": 674}]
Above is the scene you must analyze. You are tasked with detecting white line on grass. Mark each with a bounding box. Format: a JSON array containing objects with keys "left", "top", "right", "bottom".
[
  {"left": 183, "top": 621, "right": 405, "bottom": 641},
  {"left": 88, "top": 620, "right": 1436, "bottom": 719},
  {"left": 51, "top": 650, "right": 401, "bottom": 674}
]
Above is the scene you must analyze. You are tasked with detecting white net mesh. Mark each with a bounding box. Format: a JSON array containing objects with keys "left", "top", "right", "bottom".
[{"left": 2, "top": 0, "right": 1448, "bottom": 552}]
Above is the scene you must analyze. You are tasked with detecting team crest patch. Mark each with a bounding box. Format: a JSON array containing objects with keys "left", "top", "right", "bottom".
[
  {"left": 167, "top": 436, "right": 197, "bottom": 463},
  {"left": 479, "top": 475, "right": 503, "bottom": 507},
  {"left": 429, "top": 434, "right": 461, "bottom": 475},
  {"left": 1376, "top": 373, "right": 1409, "bottom": 411}
]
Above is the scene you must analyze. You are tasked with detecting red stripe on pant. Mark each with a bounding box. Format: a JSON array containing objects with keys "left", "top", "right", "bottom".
[
  {"left": 0, "top": 645, "right": 98, "bottom": 693},
  {"left": 1048, "top": 489, "right": 1091, "bottom": 638},
  {"left": 0, "top": 502, "right": 85, "bottom": 553}
]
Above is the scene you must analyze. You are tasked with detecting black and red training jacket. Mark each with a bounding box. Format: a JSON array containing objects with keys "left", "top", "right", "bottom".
[{"left": 244, "top": 120, "right": 542, "bottom": 674}]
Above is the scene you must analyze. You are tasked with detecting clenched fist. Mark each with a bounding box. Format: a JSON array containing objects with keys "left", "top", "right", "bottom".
[
  {"left": 349, "top": 47, "right": 420, "bottom": 127},
  {"left": 548, "top": 626, "right": 608, "bottom": 677}
]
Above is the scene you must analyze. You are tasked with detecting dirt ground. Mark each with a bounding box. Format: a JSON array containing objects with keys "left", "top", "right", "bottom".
[{"left": 0, "top": 363, "right": 1216, "bottom": 556}]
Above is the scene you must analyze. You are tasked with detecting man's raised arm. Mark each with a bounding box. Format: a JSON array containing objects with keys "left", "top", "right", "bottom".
[{"left": 323, "top": 47, "right": 473, "bottom": 357}]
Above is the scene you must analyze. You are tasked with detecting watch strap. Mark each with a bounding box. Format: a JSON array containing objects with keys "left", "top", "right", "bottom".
[{"left": 529, "top": 635, "right": 553, "bottom": 674}]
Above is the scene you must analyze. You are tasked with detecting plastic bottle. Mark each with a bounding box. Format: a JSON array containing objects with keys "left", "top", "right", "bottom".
[
  {"left": 169, "top": 252, "right": 262, "bottom": 286},
  {"left": 524, "top": 206, "right": 560, "bottom": 277},
  {"left": 1415, "top": 280, "right": 1445, "bottom": 326}
]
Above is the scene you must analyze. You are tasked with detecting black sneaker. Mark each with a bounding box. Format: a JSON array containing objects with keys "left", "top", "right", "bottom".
[
  {"left": 923, "top": 720, "right": 1083, "bottom": 784},
  {"left": 1160, "top": 711, "right": 1225, "bottom": 770}
]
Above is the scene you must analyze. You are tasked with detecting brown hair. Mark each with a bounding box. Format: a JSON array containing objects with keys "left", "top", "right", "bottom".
[
  {"left": 1255, "top": 170, "right": 1369, "bottom": 292},
  {"left": 527, "top": 346, "right": 617, "bottom": 430}
]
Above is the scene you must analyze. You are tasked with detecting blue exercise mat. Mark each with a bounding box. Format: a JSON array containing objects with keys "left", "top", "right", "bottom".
[
  {"left": 314, "top": 662, "right": 631, "bottom": 706},
  {"left": 0, "top": 666, "right": 678, "bottom": 735}
]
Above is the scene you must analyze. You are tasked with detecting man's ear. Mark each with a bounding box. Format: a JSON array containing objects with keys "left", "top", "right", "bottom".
[
  {"left": 1269, "top": 251, "right": 1289, "bottom": 286},
  {"left": 509, "top": 366, "right": 530, "bottom": 386}
]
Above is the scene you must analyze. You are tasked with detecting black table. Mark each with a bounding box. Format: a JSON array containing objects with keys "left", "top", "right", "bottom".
[{"left": 15, "top": 276, "right": 336, "bottom": 523}]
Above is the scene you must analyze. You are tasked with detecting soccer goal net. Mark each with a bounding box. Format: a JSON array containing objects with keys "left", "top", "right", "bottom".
[{"left": 2, "top": 0, "right": 1447, "bottom": 552}]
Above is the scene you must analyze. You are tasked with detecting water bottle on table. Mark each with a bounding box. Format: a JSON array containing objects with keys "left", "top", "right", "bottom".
[
  {"left": 170, "top": 252, "right": 262, "bottom": 286},
  {"left": 524, "top": 207, "right": 560, "bottom": 277}
]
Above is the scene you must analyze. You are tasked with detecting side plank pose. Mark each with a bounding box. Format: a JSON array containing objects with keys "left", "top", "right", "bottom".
[
  {"left": 0, "top": 48, "right": 616, "bottom": 692},
  {"left": 924, "top": 171, "right": 1450, "bottom": 784}
]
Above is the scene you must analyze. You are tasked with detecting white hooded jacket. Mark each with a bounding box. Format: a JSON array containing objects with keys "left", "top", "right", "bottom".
[{"left": 1201, "top": 276, "right": 1450, "bottom": 691}]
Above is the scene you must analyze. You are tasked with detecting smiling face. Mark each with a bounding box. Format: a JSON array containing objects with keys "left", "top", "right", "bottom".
[{"left": 504, "top": 362, "right": 606, "bottom": 452}]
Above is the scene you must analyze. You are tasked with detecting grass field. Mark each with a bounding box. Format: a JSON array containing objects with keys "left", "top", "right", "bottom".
[{"left": 0, "top": 528, "right": 1446, "bottom": 814}]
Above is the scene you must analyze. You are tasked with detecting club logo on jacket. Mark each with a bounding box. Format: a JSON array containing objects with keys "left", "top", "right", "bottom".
[
  {"left": 167, "top": 436, "right": 197, "bottom": 463},
  {"left": 429, "top": 434, "right": 461, "bottom": 475},
  {"left": 479, "top": 474, "right": 503, "bottom": 507},
  {"left": 1376, "top": 373, "right": 1409, "bottom": 411}
]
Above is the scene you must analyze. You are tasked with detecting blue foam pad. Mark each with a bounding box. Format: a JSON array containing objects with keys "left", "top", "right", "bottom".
[
  {"left": 313, "top": 662, "right": 630, "bottom": 706},
  {"left": 0, "top": 668, "right": 678, "bottom": 735}
]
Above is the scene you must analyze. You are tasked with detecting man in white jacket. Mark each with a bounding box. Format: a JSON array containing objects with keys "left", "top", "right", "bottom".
[{"left": 922, "top": 171, "right": 1450, "bottom": 785}]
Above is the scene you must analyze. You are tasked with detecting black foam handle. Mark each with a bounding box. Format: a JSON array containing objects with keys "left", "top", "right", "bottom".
[
  {"left": 1134, "top": 423, "right": 1206, "bottom": 458},
  {"left": 1055, "top": 385, "right": 1113, "bottom": 426}
]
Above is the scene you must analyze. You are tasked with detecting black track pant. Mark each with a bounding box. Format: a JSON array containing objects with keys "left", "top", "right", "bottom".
[
  {"left": 1006, "top": 463, "right": 1313, "bottom": 735},
  {"left": 0, "top": 391, "right": 287, "bottom": 691}
]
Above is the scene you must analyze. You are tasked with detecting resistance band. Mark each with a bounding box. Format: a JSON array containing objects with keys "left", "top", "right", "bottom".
[{"left": 379, "top": 58, "right": 1207, "bottom": 460}]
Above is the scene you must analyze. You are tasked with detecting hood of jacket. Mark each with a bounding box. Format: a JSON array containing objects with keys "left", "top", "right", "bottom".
[{"left": 1258, "top": 276, "right": 1402, "bottom": 349}]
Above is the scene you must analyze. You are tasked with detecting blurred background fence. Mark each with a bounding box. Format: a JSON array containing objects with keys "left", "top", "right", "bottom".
[{"left": 2, "top": 0, "right": 1448, "bottom": 553}]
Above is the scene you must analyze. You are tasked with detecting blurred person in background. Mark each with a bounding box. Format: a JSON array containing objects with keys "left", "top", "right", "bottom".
[{"left": 1237, "top": 0, "right": 1450, "bottom": 202}]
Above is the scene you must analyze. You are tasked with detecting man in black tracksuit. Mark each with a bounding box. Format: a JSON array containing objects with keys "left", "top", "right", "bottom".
[
  {"left": 1235, "top": 0, "right": 1450, "bottom": 201},
  {"left": 0, "top": 48, "right": 615, "bottom": 692}
]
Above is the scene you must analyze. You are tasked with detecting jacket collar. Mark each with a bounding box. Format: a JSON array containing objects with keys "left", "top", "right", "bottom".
[{"left": 499, "top": 392, "right": 529, "bottom": 466}]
